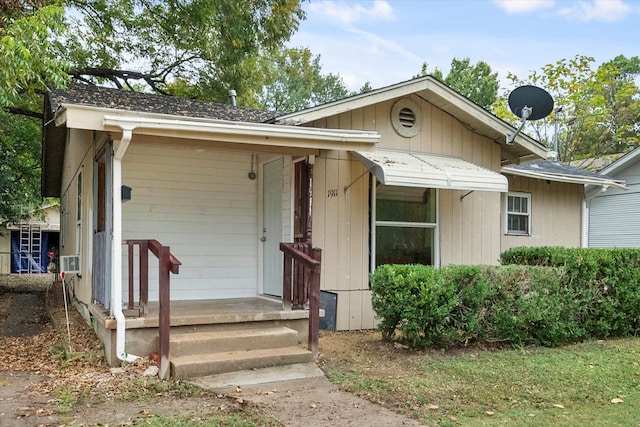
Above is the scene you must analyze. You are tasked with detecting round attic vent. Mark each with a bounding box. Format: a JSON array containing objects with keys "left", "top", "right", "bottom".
[{"left": 391, "top": 98, "right": 422, "bottom": 137}]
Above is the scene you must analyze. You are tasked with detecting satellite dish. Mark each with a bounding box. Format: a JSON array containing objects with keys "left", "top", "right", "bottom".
[
  {"left": 505, "top": 85, "right": 554, "bottom": 144},
  {"left": 508, "top": 85, "right": 554, "bottom": 120}
]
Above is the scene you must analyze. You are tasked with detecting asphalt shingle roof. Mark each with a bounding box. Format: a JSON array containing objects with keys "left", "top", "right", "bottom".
[{"left": 47, "top": 83, "right": 278, "bottom": 123}]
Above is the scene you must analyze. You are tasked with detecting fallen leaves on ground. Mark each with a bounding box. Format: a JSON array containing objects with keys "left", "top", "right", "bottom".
[
  {"left": 0, "top": 291, "right": 284, "bottom": 426},
  {"left": 0, "top": 292, "right": 167, "bottom": 401}
]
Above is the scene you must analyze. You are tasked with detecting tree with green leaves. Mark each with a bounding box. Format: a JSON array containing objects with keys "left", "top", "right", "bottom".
[
  {"left": 0, "top": 0, "right": 310, "bottom": 222},
  {"left": 258, "top": 47, "right": 350, "bottom": 113},
  {"left": 0, "top": 110, "right": 42, "bottom": 221},
  {"left": 0, "top": 2, "right": 68, "bottom": 112},
  {"left": 1, "top": 0, "right": 307, "bottom": 110},
  {"left": 415, "top": 58, "right": 499, "bottom": 108},
  {"left": 494, "top": 54, "right": 640, "bottom": 163}
]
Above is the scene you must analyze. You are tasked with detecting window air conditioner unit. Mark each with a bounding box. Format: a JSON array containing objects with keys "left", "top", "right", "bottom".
[{"left": 60, "top": 255, "right": 81, "bottom": 274}]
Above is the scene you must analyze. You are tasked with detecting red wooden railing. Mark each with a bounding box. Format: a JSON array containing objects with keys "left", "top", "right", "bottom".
[
  {"left": 124, "top": 239, "right": 181, "bottom": 380},
  {"left": 280, "top": 242, "right": 321, "bottom": 358}
]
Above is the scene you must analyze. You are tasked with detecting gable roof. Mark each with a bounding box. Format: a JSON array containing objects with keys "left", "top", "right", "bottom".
[
  {"left": 43, "top": 84, "right": 279, "bottom": 197},
  {"left": 502, "top": 160, "right": 628, "bottom": 190},
  {"left": 598, "top": 146, "right": 640, "bottom": 177},
  {"left": 582, "top": 147, "right": 640, "bottom": 197},
  {"left": 47, "top": 83, "right": 279, "bottom": 123},
  {"left": 275, "top": 75, "right": 550, "bottom": 164},
  {"left": 569, "top": 153, "right": 625, "bottom": 172}
]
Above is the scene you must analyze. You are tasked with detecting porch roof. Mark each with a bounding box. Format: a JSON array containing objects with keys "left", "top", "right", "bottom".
[
  {"left": 353, "top": 149, "right": 508, "bottom": 192},
  {"left": 48, "top": 83, "right": 279, "bottom": 123},
  {"left": 42, "top": 85, "right": 381, "bottom": 198}
]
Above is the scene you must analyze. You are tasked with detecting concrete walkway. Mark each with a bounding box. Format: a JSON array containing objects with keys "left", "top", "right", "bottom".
[{"left": 190, "top": 363, "right": 424, "bottom": 426}]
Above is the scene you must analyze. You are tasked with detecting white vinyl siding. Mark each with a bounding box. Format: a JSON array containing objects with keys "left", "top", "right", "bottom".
[
  {"left": 588, "top": 165, "right": 640, "bottom": 248},
  {"left": 121, "top": 144, "right": 259, "bottom": 300},
  {"left": 589, "top": 192, "right": 640, "bottom": 247}
]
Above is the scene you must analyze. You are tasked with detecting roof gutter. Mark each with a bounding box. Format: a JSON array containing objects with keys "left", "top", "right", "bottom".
[{"left": 103, "top": 114, "right": 380, "bottom": 146}]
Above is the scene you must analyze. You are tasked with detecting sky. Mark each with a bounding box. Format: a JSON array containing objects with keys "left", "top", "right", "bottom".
[{"left": 287, "top": 0, "right": 640, "bottom": 92}]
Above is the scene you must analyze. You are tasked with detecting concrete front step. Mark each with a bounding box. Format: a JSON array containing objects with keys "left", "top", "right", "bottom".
[
  {"left": 170, "top": 327, "right": 300, "bottom": 357},
  {"left": 188, "top": 362, "right": 325, "bottom": 390},
  {"left": 171, "top": 346, "right": 313, "bottom": 379}
]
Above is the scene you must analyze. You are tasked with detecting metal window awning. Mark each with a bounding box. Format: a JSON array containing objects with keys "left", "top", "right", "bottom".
[{"left": 352, "top": 149, "right": 508, "bottom": 192}]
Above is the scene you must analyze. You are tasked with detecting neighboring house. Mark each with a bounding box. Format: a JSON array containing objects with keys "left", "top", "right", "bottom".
[
  {"left": 41, "top": 77, "right": 622, "bottom": 378},
  {"left": 0, "top": 204, "right": 60, "bottom": 275},
  {"left": 586, "top": 147, "right": 640, "bottom": 247}
]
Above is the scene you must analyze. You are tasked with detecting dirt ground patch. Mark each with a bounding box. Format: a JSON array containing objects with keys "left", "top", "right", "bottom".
[
  {"left": 0, "top": 291, "right": 277, "bottom": 426},
  {"left": 0, "top": 289, "right": 423, "bottom": 426}
]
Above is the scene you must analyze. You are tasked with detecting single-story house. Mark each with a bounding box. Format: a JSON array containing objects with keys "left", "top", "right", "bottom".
[
  {"left": 586, "top": 146, "right": 640, "bottom": 247},
  {"left": 42, "top": 77, "right": 624, "bottom": 378}
]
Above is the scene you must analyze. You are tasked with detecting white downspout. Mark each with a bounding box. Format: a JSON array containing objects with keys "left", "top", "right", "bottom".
[
  {"left": 583, "top": 185, "right": 609, "bottom": 248},
  {"left": 582, "top": 199, "right": 589, "bottom": 248},
  {"left": 111, "top": 126, "right": 140, "bottom": 362}
]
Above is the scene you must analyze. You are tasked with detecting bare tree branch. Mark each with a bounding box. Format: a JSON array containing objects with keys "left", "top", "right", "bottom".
[
  {"left": 69, "top": 57, "right": 202, "bottom": 95},
  {"left": 5, "top": 107, "right": 42, "bottom": 120}
]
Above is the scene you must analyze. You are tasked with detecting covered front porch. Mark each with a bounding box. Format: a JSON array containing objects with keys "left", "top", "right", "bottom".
[
  {"left": 40, "top": 83, "right": 380, "bottom": 379},
  {"left": 88, "top": 239, "right": 322, "bottom": 380}
]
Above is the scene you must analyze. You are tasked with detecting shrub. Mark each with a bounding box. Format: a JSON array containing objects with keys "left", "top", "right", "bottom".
[
  {"left": 371, "top": 247, "right": 640, "bottom": 349},
  {"left": 482, "top": 265, "right": 583, "bottom": 347},
  {"left": 370, "top": 264, "right": 457, "bottom": 348},
  {"left": 501, "top": 247, "right": 640, "bottom": 338},
  {"left": 439, "top": 265, "right": 493, "bottom": 345}
]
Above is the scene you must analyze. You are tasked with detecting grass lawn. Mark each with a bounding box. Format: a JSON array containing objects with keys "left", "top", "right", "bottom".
[{"left": 319, "top": 331, "right": 640, "bottom": 426}]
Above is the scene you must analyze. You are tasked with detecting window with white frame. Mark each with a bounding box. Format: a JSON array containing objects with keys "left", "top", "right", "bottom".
[
  {"left": 372, "top": 183, "right": 437, "bottom": 268},
  {"left": 505, "top": 192, "right": 531, "bottom": 235}
]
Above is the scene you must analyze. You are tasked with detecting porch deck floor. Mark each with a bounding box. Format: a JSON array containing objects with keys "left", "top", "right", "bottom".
[{"left": 90, "top": 297, "right": 310, "bottom": 330}]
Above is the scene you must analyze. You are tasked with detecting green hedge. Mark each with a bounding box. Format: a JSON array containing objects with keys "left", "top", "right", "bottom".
[
  {"left": 501, "top": 247, "right": 640, "bottom": 337},
  {"left": 370, "top": 247, "right": 640, "bottom": 349}
]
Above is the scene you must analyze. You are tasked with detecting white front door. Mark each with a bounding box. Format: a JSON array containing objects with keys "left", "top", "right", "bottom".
[{"left": 262, "top": 158, "right": 283, "bottom": 297}]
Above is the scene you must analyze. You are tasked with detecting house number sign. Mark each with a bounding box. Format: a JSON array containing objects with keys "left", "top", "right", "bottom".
[{"left": 327, "top": 189, "right": 339, "bottom": 198}]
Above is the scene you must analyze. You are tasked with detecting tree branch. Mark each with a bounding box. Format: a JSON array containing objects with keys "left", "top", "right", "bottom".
[
  {"left": 69, "top": 58, "right": 201, "bottom": 96},
  {"left": 5, "top": 107, "right": 42, "bottom": 120}
]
